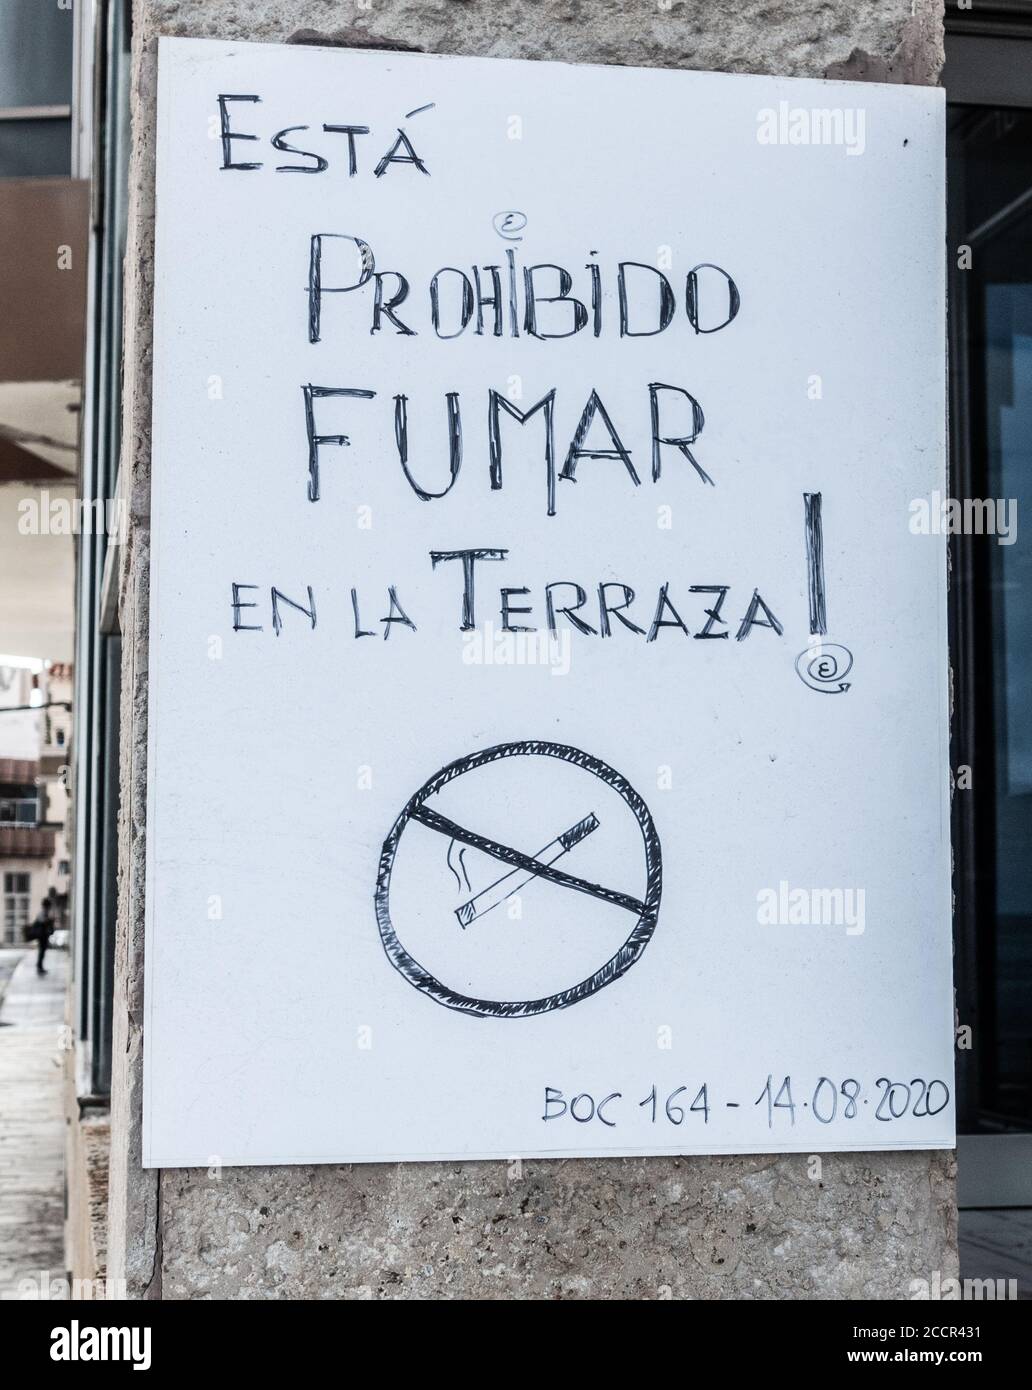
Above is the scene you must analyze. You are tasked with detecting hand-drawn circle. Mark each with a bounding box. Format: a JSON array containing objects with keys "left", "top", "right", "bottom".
[
  {"left": 374, "top": 741, "right": 662, "bottom": 1019},
  {"left": 795, "top": 642, "right": 854, "bottom": 693},
  {"left": 492, "top": 210, "right": 527, "bottom": 241}
]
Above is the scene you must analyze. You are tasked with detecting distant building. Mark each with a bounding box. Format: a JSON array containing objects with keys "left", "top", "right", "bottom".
[{"left": 0, "top": 657, "right": 72, "bottom": 943}]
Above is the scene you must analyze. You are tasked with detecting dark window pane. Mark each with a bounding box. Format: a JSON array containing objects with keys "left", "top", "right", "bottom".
[
  {"left": 984, "top": 246, "right": 1032, "bottom": 1124},
  {"left": 0, "top": 117, "right": 71, "bottom": 177},
  {"left": 950, "top": 106, "right": 1032, "bottom": 1131},
  {"left": 0, "top": 0, "right": 73, "bottom": 108}
]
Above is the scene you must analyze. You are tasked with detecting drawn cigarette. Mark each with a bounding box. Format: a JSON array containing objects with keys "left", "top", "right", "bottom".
[{"left": 455, "top": 813, "right": 600, "bottom": 928}]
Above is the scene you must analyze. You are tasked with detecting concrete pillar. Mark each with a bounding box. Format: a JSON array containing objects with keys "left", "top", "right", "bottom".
[{"left": 108, "top": 0, "right": 955, "bottom": 1299}]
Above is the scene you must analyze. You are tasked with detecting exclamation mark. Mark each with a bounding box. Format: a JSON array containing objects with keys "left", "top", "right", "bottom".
[
  {"left": 804, "top": 491, "right": 827, "bottom": 636},
  {"left": 795, "top": 491, "right": 853, "bottom": 693}
]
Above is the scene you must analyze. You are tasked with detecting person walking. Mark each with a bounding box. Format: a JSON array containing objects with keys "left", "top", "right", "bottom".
[{"left": 30, "top": 903, "right": 55, "bottom": 976}]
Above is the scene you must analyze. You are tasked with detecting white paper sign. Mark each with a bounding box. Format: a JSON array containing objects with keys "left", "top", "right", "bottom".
[{"left": 145, "top": 38, "right": 953, "bottom": 1166}]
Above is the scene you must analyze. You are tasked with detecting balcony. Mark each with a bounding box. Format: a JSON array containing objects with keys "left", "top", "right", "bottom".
[{"left": 0, "top": 825, "right": 55, "bottom": 858}]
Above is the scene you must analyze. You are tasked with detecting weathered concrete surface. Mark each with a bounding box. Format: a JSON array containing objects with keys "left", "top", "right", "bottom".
[
  {"left": 109, "top": 0, "right": 955, "bottom": 1299},
  {"left": 157, "top": 1151, "right": 956, "bottom": 1300},
  {"left": 70, "top": 1112, "right": 111, "bottom": 1290},
  {"left": 127, "top": 0, "right": 945, "bottom": 84},
  {"left": 108, "top": 526, "right": 158, "bottom": 1298},
  {"left": 65, "top": 1085, "right": 112, "bottom": 1297}
]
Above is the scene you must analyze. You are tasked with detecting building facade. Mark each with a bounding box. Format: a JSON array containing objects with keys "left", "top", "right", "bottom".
[{"left": 0, "top": 660, "right": 72, "bottom": 944}]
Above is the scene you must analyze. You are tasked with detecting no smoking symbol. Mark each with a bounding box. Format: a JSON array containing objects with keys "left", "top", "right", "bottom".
[{"left": 374, "top": 741, "right": 663, "bottom": 1018}]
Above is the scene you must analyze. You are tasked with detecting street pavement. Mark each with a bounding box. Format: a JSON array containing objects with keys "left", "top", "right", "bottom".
[
  {"left": 0, "top": 948, "right": 68, "bottom": 1300},
  {"left": 0, "top": 948, "right": 24, "bottom": 1010}
]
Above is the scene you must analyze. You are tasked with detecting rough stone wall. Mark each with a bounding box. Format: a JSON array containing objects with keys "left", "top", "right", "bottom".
[
  {"left": 109, "top": 0, "right": 954, "bottom": 1300},
  {"left": 65, "top": 1094, "right": 111, "bottom": 1296}
]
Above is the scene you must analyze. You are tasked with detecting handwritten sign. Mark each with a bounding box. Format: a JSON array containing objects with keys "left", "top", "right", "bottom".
[{"left": 144, "top": 38, "right": 952, "bottom": 1165}]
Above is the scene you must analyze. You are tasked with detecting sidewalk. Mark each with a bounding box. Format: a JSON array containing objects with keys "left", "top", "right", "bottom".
[
  {"left": 0, "top": 949, "right": 68, "bottom": 1300},
  {"left": 0, "top": 948, "right": 23, "bottom": 1010}
]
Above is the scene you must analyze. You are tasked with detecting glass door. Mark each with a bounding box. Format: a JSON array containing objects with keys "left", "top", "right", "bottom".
[{"left": 949, "top": 101, "right": 1032, "bottom": 1200}]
